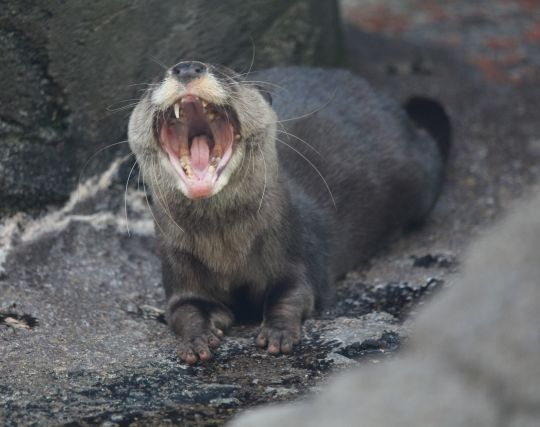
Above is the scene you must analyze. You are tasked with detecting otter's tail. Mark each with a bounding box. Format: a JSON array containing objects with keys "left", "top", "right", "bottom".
[{"left": 404, "top": 96, "right": 451, "bottom": 161}]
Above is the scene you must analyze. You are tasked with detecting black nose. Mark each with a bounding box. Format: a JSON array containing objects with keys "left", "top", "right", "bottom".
[{"left": 171, "top": 61, "right": 207, "bottom": 81}]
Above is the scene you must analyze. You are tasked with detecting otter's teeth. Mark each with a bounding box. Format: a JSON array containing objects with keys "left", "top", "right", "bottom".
[
  {"left": 213, "top": 143, "right": 223, "bottom": 158},
  {"left": 202, "top": 100, "right": 208, "bottom": 109},
  {"left": 180, "top": 156, "right": 193, "bottom": 176},
  {"left": 210, "top": 156, "right": 221, "bottom": 168},
  {"left": 235, "top": 134, "right": 241, "bottom": 141},
  {"left": 207, "top": 112, "right": 216, "bottom": 121},
  {"left": 174, "top": 103, "right": 180, "bottom": 119}
]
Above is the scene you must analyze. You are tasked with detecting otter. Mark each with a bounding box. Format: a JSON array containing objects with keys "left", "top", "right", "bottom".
[{"left": 128, "top": 61, "right": 449, "bottom": 364}]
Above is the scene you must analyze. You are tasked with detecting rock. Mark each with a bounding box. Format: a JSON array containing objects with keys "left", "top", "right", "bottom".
[
  {"left": 229, "top": 194, "right": 540, "bottom": 427},
  {"left": 0, "top": 0, "right": 342, "bottom": 214},
  {"left": 2, "top": 2, "right": 540, "bottom": 423},
  {"left": 410, "top": 253, "right": 456, "bottom": 269},
  {"left": 0, "top": 160, "right": 407, "bottom": 425}
]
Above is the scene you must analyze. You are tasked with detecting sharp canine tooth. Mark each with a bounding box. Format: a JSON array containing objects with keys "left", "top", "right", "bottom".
[
  {"left": 202, "top": 100, "right": 208, "bottom": 108},
  {"left": 207, "top": 112, "right": 215, "bottom": 121},
  {"left": 174, "top": 103, "right": 180, "bottom": 119},
  {"left": 235, "top": 134, "right": 241, "bottom": 141}
]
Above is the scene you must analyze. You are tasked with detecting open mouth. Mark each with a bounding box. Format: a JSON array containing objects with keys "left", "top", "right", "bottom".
[{"left": 159, "top": 95, "right": 239, "bottom": 199}]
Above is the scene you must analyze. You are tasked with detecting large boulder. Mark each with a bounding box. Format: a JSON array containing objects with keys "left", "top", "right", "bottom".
[{"left": 0, "top": 0, "right": 342, "bottom": 214}]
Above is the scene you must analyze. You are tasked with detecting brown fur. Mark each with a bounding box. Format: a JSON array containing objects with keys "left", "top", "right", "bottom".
[{"left": 128, "top": 62, "right": 448, "bottom": 363}]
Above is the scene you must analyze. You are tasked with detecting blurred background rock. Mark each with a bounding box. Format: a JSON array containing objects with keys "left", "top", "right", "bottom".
[{"left": 0, "top": 0, "right": 342, "bottom": 214}]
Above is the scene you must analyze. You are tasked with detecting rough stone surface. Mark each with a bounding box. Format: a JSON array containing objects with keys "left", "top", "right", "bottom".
[
  {"left": 0, "top": 159, "right": 422, "bottom": 426},
  {"left": 1, "top": 0, "right": 540, "bottom": 425},
  {"left": 230, "top": 193, "right": 540, "bottom": 427},
  {"left": 0, "top": 0, "right": 342, "bottom": 213}
]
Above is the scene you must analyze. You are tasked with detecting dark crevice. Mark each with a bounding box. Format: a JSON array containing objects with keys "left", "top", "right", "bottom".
[{"left": 337, "top": 331, "right": 401, "bottom": 360}]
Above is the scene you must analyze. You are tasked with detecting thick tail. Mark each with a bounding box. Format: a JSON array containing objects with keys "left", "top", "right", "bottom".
[{"left": 404, "top": 96, "right": 452, "bottom": 161}]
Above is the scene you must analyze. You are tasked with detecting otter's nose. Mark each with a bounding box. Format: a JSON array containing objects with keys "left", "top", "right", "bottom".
[{"left": 171, "top": 61, "right": 207, "bottom": 82}]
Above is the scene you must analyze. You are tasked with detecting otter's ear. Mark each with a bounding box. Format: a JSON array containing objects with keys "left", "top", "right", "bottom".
[{"left": 254, "top": 85, "right": 272, "bottom": 105}]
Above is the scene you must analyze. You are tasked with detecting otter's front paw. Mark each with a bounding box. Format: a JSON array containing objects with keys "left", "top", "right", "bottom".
[
  {"left": 256, "top": 321, "right": 301, "bottom": 354},
  {"left": 168, "top": 298, "right": 232, "bottom": 364},
  {"left": 177, "top": 326, "right": 224, "bottom": 364}
]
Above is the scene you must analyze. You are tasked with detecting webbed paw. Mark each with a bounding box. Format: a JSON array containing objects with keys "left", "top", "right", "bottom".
[{"left": 256, "top": 321, "right": 301, "bottom": 354}]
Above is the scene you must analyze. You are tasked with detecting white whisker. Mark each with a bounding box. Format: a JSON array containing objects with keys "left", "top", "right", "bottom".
[
  {"left": 256, "top": 143, "right": 267, "bottom": 213},
  {"left": 251, "top": 145, "right": 255, "bottom": 174},
  {"left": 152, "top": 159, "right": 185, "bottom": 233},
  {"left": 245, "top": 36, "right": 256, "bottom": 77},
  {"left": 106, "top": 103, "right": 141, "bottom": 113},
  {"left": 125, "top": 82, "right": 159, "bottom": 88},
  {"left": 77, "top": 140, "right": 129, "bottom": 202},
  {"left": 276, "top": 88, "right": 338, "bottom": 124},
  {"left": 239, "top": 80, "right": 289, "bottom": 93},
  {"left": 142, "top": 175, "right": 166, "bottom": 236},
  {"left": 150, "top": 56, "right": 170, "bottom": 71},
  {"left": 275, "top": 137, "right": 336, "bottom": 208},
  {"left": 124, "top": 156, "right": 138, "bottom": 236},
  {"left": 238, "top": 144, "right": 247, "bottom": 174},
  {"left": 276, "top": 126, "right": 321, "bottom": 156}
]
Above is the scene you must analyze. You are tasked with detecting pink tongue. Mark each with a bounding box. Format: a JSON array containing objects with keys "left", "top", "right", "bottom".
[{"left": 190, "top": 135, "right": 211, "bottom": 177}]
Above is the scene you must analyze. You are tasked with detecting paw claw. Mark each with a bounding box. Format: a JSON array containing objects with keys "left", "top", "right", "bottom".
[
  {"left": 268, "top": 344, "right": 280, "bottom": 354},
  {"left": 256, "top": 333, "right": 268, "bottom": 348},
  {"left": 211, "top": 327, "right": 224, "bottom": 338},
  {"left": 178, "top": 328, "right": 224, "bottom": 363},
  {"left": 198, "top": 350, "right": 211, "bottom": 361},
  {"left": 256, "top": 323, "right": 301, "bottom": 354},
  {"left": 180, "top": 350, "right": 198, "bottom": 365},
  {"left": 208, "top": 334, "right": 221, "bottom": 349}
]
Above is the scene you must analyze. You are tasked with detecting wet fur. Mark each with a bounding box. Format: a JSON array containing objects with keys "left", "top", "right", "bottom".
[{"left": 128, "top": 65, "right": 447, "bottom": 363}]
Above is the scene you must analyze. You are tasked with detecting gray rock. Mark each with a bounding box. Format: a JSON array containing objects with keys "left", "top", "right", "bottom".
[
  {"left": 0, "top": 0, "right": 342, "bottom": 214},
  {"left": 0, "top": 160, "right": 405, "bottom": 425},
  {"left": 229, "top": 193, "right": 540, "bottom": 427},
  {"left": 2, "top": 5, "right": 540, "bottom": 423}
]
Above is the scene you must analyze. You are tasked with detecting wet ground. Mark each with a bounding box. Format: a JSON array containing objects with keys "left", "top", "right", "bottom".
[{"left": 1, "top": 1, "right": 540, "bottom": 425}]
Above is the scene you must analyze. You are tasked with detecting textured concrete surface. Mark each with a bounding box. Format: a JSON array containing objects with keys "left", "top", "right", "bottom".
[{"left": 1, "top": 0, "right": 540, "bottom": 425}]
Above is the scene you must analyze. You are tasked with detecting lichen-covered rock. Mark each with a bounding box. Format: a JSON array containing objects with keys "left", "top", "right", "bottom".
[{"left": 0, "top": 0, "right": 342, "bottom": 214}]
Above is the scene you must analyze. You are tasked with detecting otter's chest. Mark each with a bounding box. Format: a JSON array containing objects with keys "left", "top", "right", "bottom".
[
  {"left": 189, "top": 226, "right": 287, "bottom": 281},
  {"left": 189, "top": 230, "right": 254, "bottom": 274}
]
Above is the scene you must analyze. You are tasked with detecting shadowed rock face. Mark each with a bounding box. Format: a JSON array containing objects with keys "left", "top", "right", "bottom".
[
  {"left": 0, "top": 0, "right": 342, "bottom": 214},
  {"left": 229, "top": 194, "right": 540, "bottom": 427}
]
